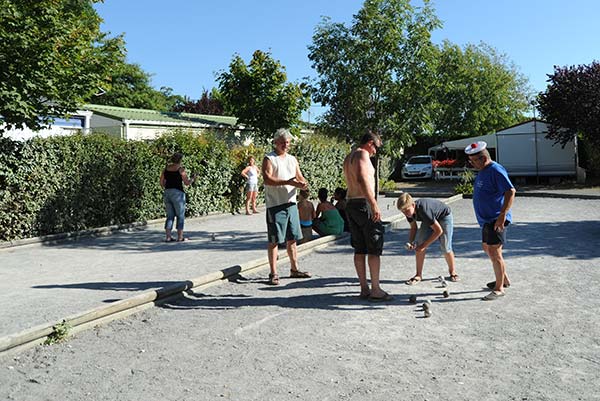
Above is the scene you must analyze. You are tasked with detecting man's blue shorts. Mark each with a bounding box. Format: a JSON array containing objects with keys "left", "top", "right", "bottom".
[{"left": 266, "top": 203, "right": 302, "bottom": 244}]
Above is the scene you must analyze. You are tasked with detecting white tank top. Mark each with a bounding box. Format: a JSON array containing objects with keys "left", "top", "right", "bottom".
[
  {"left": 264, "top": 151, "right": 298, "bottom": 208},
  {"left": 246, "top": 166, "right": 258, "bottom": 185}
]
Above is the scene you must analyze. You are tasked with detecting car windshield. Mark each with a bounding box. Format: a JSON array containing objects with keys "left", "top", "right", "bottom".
[{"left": 408, "top": 157, "right": 431, "bottom": 164}]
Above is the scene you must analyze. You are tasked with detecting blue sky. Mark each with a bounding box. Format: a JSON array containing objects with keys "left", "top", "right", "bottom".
[{"left": 96, "top": 0, "right": 600, "bottom": 120}]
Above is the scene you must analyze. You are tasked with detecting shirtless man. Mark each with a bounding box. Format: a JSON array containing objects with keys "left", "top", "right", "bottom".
[{"left": 342, "top": 131, "right": 391, "bottom": 301}]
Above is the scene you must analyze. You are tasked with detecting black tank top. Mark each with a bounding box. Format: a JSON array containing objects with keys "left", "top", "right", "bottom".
[{"left": 164, "top": 169, "right": 184, "bottom": 191}]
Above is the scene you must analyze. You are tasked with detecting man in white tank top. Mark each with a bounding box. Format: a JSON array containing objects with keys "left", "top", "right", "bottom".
[{"left": 261, "top": 128, "right": 312, "bottom": 285}]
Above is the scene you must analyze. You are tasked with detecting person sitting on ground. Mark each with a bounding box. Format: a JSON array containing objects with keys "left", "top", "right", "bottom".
[
  {"left": 397, "top": 192, "right": 459, "bottom": 285},
  {"left": 159, "top": 152, "right": 197, "bottom": 242},
  {"left": 332, "top": 187, "right": 349, "bottom": 232},
  {"left": 313, "top": 188, "right": 345, "bottom": 236},
  {"left": 297, "top": 189, "right": 316, "bottom": 244}
]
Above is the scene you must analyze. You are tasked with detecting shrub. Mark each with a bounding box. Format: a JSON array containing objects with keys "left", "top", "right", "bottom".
[
  {"left": 293, "top": 134, "right": 349, "bottom": 195},
  {"left": 0, "top": 130, "right": 351, "bottom": 242},
  {"left": 454, "top": 169, "right": 475, "bottom": 195}
]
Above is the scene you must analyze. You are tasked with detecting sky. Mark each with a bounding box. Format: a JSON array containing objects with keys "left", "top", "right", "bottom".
[{"left": 95, "top": 0, "right": 600, "bottom": 121}]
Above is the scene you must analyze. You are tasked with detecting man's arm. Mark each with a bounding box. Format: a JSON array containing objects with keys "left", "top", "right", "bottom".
[
  {"left": 416, "top": 220, "right": 443, "bottom": 252},
  {"left": 495, "top": 187, "right": 516, "bottom": 231},
  {"left": 261, "top": 156, "right": 306, "bottom": 188},
  {"left": 407, "top": 220, "right": 418, "bottom": 249},
  {"left": 294, "top": 161, "right": 308, "bottom": 190}
]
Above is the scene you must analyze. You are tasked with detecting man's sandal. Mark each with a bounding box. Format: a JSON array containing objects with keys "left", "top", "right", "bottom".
[
  {"left": 405, "top": 276, "right": 422, "bottom": 286},
  {"left": 268, "top": 273, "right": 280, "bottom": 285},
  {"left": 290, "top": 269, "right": 311, "bottom": 278}
]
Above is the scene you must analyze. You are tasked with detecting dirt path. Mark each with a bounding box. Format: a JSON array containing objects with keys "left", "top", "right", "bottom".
[{"left": 1, "top": 198, "right": 599, "bottom": 401}]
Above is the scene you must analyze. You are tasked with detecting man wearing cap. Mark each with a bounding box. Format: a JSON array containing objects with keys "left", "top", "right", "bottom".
[
  {"left": 262, "top": 128, "right": 312, "bottom": 285},
  {"left": 465, "top": 141, "right": 516, "bottom": 301}
]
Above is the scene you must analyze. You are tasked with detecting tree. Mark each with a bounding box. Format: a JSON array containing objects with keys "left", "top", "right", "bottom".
[
  {"left": 430, "top": 41, "right": 530, "bottom": 137},
  {"left": 0, "top": 0, "right": 124, "bottom": 133},
  {"left": 308, "top": 0, "right": 441, "bottom": 151},
  {"left": 217, "top": 50, "right": 310, "bottom": 143},
  {"left": 172, "top": 88, "right": 224, "bottom": 115},
  {"left": 537, "top": 62, "right": 600, "bottom": 148},
  {"left": 88, "top": 61, "right": 184, "bottom": 111}
]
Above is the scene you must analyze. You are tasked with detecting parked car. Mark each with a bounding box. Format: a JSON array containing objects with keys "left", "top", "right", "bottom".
[{"left": 401, "top": 155, "right": 434, "bottom": 180}]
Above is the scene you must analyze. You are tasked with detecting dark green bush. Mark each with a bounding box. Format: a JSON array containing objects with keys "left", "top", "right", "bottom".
[
  {"left": 0, "top": 130, "right": 349, "bottom": 242},
  {"left": 294, "top": 134, "right": 349, "bottom": 197}
]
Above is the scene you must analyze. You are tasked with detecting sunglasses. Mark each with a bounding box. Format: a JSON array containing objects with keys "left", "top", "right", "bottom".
[{"left": 468, "top": 154, "right": 485, "bottom": 162}]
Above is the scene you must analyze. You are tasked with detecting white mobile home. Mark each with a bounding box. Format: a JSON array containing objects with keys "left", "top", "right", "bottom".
[{"left": 430, "top": 119, "right": 579, "bottom": 178}]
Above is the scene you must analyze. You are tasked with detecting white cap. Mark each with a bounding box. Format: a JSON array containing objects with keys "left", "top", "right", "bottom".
[{"left": 464, "top": 141, "right": 487, "bottom": 155}]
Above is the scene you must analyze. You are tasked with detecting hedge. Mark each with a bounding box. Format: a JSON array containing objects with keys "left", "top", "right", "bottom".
[{"left": 0, "top": 130, "right": 350, "bottom": 242}]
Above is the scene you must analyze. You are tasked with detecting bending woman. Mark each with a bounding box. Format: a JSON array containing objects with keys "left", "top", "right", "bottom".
[{"left": 159, "top": 152, "right": 196, "bottom": 242}]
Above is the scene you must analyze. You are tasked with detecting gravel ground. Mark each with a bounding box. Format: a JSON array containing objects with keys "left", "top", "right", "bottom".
[{"left": 1, "top": 197, "right": 599, "bottom": 401}]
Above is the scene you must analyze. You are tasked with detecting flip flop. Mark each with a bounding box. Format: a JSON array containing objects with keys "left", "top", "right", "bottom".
[
  {"left": 449, "top": 274, "right": 460, "bottom": 282},
  {"left": 358, "top": 292, "right": 371, "bottom": 300},
  {"left": 164, "top": 238, "right": 176, "bottom": 242},
  {"left": 368, "top": 292, "right": 394, "bottom": 302},
  {"left": 176, "top": 237, "right": 190, "bottom": 242},
  {"left": 405, "top": 276, "right": 422, "bottom": 286}
]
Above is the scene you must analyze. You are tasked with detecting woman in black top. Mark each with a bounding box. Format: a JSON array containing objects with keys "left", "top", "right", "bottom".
[{"left": 159, "top": 153, "right": 196, "bottom": 242}]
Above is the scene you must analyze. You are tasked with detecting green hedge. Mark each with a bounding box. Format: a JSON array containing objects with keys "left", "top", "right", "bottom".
[{"left": 0, "top": 131, "right": 350, "bottom": 242}]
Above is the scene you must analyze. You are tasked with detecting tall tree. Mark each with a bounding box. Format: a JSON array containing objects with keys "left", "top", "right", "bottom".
[
  {"left": 173, "top": 88, "right": 224, "bottom": 115},
  {"left": 217, "top": 50, "right": 310, "bottom": 143},
  {"left": 537, "top": 62, "right": 600, "bottom": 148},
  {"left": 430, "top": 41, "right": 530, "bottom": 137},
  {"left": 88, "top": 61, "right": 184, "bottom": 111},
  {"left": 308, "top": 0, "right": 441, "bottom": 151},
  {"left": 0, "top": 0, "right": 124, "bottom": 133}
]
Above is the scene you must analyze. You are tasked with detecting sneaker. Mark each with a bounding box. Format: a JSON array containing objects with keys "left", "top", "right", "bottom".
[{"left": 482, "top": 291, "right": 505, "bottom": 301}]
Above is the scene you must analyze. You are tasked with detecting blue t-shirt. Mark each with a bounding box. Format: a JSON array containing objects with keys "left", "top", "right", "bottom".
[{"left": 473, "top": 162, "right": 514, "bottom": 227}]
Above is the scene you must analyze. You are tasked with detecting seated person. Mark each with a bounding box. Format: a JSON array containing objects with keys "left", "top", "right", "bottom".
[
  {"left": 313, "top": 188, "right": 345, "bottom": 236},
  {"left": 297, "top": 189, "right": 316, "bottom": 244},
  {"left": 332, "top": 187, "right": 349, "bottom": 232}
]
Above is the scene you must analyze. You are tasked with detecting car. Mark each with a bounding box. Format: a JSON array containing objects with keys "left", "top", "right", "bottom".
[{"left": 401, "top": 155, "right": 434, "bottom": 180}]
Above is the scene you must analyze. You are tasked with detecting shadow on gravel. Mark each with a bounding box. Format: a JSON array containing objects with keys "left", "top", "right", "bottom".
[
  {"left": 158, "top": 276, "right": 488, "bottom": 312},
  {"left": 33, "top": 280, "right": 180, "bottom": 292},
  {"left": 388, "top": 220, "right": 600, "bottom": 260},
  {"left": 43, "top": 229, "right": 265, "bottom": 254}
]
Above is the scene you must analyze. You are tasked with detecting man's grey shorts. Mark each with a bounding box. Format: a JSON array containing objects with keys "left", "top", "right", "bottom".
[
  {"left": 266, "top": 203, "right": 302, "bottom": 244},
  {"left": 416, "top": 213, "right": 454, "bottom": 253}
]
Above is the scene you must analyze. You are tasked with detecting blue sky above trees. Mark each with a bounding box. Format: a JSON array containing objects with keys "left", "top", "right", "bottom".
[{"left": 95, "top": 0, "right": 600, "bottom": 120}]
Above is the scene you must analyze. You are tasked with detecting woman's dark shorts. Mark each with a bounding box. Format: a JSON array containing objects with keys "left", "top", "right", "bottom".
[
  {"left": 346, "top": 199, "right": 384, "bottom": 256},
  {"left": 482, "top": 219, "right": 510, "bottom": 245}
]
